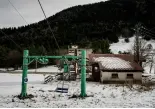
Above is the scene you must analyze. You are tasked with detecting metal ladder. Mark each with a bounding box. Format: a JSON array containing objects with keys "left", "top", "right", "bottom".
[
  {"left": 44, "top": 75, "right": 53, "bottom": 84},
  {"left": 44, "top": 73, "right": 63, "bottom": 84}
]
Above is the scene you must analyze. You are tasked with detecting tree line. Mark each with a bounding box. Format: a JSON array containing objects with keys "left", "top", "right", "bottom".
[{"left": 0, "top": 0, "right": 155, "bottom": 68}]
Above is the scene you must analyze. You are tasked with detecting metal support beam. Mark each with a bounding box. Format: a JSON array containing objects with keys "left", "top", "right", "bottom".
[
  {"left": 64, "top": 63, "right": 69, "bottom": 73},
  {"left": 80, "top": 50, "right": 87, "bottom": 97},
  {"left": 20, "top": 49, "right": 87, "bottom": 98},
  {"left": 28, "top": 55, "right": 79, "bottom": 59},
  {"left": 21, "top": 50, "right": 29, "bottom": 98}
]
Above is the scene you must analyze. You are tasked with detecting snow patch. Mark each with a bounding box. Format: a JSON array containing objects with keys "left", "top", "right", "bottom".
[
  {"left": 93, "top": 57, "right": 132, "bottom": 70},
  {"left": 110, "top": 37, "right": 135, "bottom": 54}
]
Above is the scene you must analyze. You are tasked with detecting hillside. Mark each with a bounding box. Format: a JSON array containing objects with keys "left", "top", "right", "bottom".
[{"left": 0, "top": 0, "right": 155, "bottom": 67}]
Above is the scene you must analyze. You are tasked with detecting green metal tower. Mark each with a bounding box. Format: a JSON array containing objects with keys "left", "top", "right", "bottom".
[{"left": 20, "top": 49, "right": 87, "bottom": 98}]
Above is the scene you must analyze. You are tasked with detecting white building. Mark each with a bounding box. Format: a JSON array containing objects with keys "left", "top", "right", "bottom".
[{"left": 89, "top": 54, "right": 143, "bottom": 83}]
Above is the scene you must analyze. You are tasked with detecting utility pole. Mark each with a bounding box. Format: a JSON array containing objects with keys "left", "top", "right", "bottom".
[
  {"left": 154, "top": 63, "right": 155, "bottom": 74},
  {"left": 134, "top": 24, "right": 140, "bottom": 65}
]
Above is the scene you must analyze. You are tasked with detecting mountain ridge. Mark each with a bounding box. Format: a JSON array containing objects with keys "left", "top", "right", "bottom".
[{"left": 0, "top": 0, "right": 155, "bottom": 67}]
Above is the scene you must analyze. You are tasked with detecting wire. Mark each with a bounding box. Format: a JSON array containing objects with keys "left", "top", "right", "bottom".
[
  {"left": 140, "top": 29, "right": 155, "bottom": 38},
  {"left": 141, "top": 26, "right": 155, "bottom": 35},
  {"left": 8, "top": 0, "right": 35, "bottom": 46},
  {"left": 140, "top": 32, "right": 154, "bottom": 39},
  {"left": 0, "top": 29, "right": 22, "bottom": 51},
  {"left": 37, "top": 0, "right": 60, "bottom": 50},
  {"left": 140, "top": 28, "right": 155, "bottom": 39},
  {"left": 151, "top": 27, "right": 155, "bottom": 31},
  {"left": 141, "top": 25, "right": 155, "bottom": 31},
  {"left": 8, "top": 0, "right": 28, "bottom": 25}
]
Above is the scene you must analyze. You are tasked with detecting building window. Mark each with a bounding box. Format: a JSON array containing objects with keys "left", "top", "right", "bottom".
[
  {"left": 112, "top": 74, "right": 118, "bottom": 79},
  {"left": 127, "top": 74, "right": 133, "bottom": 79}
]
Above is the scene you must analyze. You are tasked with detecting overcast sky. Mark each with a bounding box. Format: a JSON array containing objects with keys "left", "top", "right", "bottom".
[{"left": 0, "top": 0, "right": 107, "bottom": 28}]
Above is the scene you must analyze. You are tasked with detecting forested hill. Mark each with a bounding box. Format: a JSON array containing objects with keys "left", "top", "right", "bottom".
[{"left": 0, "top": 0, "right": 155, "bottom": 67}]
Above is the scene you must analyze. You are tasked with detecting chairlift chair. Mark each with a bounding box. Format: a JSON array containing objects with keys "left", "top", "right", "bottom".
[
  {"left": 55, "top": 58, "right": 70, "bottom": 93},
  {"left": 55, "top": 83, "right": 69, "bottom": 93}
]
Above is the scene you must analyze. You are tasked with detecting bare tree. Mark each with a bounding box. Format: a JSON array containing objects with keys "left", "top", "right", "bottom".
[
  {"left": 129, "top": 23, "right": 155, "bottom": 73},
  {"left": 132, "top": 37, "right": 146, "bottom": 64},
  {"left": 148, "top": 55, "right": 155, "bottom": 73},
  {"left": 130, "top": 35, "right": 154, "bottom": 65},
  {"left": 130, "top": 24, "right": 153, "bottom": 66},
  {"left": 130, "top": 34, "right": 155, "bottom": 74}
]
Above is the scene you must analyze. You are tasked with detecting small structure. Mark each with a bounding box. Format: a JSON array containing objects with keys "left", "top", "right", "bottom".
[
  {"left": 68, "top": 45, "right": 92, "bottom": 74},
  {"left": 68, "top": 45, "right": 92, "bottom": 58},
  {"left": 89, "top": 54, "right": 143, "bottom": 83}
]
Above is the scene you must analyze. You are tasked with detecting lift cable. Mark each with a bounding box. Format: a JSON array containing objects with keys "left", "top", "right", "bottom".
[
  {"left": 140, "top": 27, "right": 155, "bottom": 38},
  {"left": 37, "top": 0, "right": 60, "bottom": 50},
  {"left": 8, "top": 0, "right": 29, "bottom": 24},
  {"left": 8, "top": 0, "right": 35, "bottom": 46},
  {"left": 140, "top": 29, "right": 155, "bottom": 37},
  {"left": 141, "top": 26, "right": 155, "bottom": 35},
  {"left": 0, "top": 29, "right": 22, "bottom": 51}
]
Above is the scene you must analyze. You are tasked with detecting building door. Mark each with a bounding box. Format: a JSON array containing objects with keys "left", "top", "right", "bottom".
[{"left": 92, "top": 63, "right": 100, "bottom": 82}]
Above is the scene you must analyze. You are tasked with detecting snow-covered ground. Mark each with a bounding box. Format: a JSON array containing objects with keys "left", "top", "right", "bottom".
[
  {"left": 0, "top": 73, "right": 155, "bottom": 108},
  {"left": 0, "top": 66, "right": 63, "bottom": 74},
  {"left": 13, "top": 66, "right": 63, "bottom": 73}
]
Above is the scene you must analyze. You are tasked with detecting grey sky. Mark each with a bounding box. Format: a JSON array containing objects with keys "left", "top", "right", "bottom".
[{"left": 0, "top": 0, "right": 107, "bottom": 28}]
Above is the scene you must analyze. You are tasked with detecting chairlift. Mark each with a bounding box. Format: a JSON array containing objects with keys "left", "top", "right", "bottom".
[
  {"left": 55, "top": 83, "right": 69, "bottom": 93},
  {"left": 55, "top": 67, "right": 70, "bottom": 93}
]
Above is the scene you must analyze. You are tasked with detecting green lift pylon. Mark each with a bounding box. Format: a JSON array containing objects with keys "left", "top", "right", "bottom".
[
  {"left": 21, "top": 50, "right": 29, "bottom": 97},
  {"left": 20, "top": 49, "right": 87, "bottom": 98},
  {"left": 80, "top": 50, "right": 86, "bottom": 97}
]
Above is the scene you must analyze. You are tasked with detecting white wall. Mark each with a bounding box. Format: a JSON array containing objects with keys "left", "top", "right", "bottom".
[{"left": 100, "top": 71, "right": 142, "bottom": 83}]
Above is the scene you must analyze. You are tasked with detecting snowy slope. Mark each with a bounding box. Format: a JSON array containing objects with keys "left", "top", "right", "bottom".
[
  {"left": 110, "top": 36, "right": 155, "bottom": 54},
  {"left": 110, "top": 37, "right": 135, "bottom": 54},
  {"left": 0, "top": 73, "right": 155, "bottom": 108}
]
